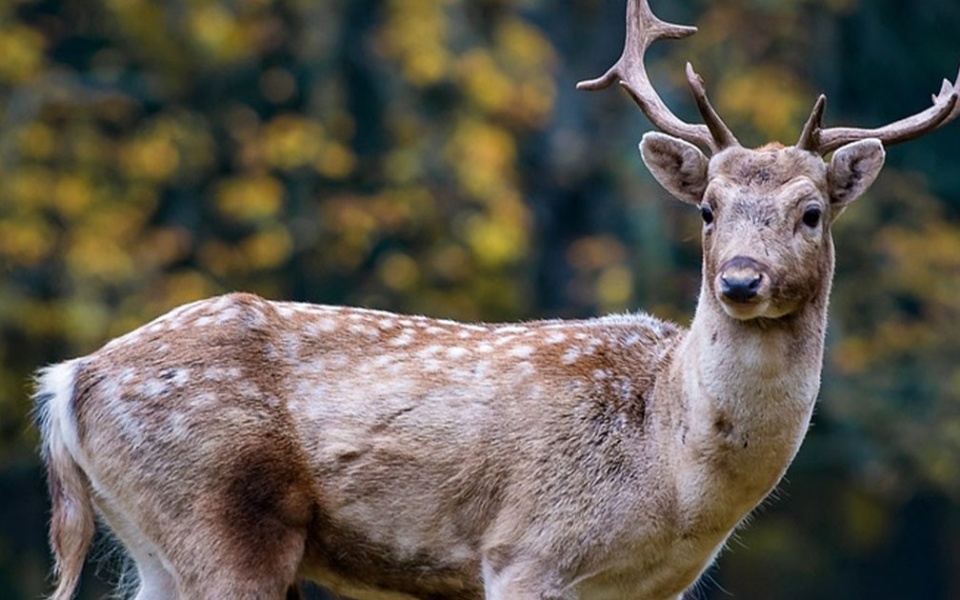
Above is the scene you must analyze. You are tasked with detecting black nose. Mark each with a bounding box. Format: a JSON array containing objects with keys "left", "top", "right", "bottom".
[
  {"left": 720, "top": 273, "right": 762, "bottom": 302},
  {"left": 719, "top": 256, "right": 765, "bottom": 303}
]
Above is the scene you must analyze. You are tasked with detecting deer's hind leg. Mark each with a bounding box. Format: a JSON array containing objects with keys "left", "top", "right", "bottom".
[
  {"left": 168, "top": 443, "right": 317, "bottom": 600},
  {"left": 90, "top": 489, "right": 177, "bottom": 600},
  {"left": 95, "top": 454, "right": 313, "bottom": 600},
  {"left": 171, "top": 524, "right": 308, "bottom": 600},
  {"left": 131, "top": 554, "right": 178, "bottom": 600}
]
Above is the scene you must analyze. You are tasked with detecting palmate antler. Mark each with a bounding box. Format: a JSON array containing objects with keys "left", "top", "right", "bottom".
[
  {"left": 576, "top": 0, "right": 739, "bottom": 154},
  {"left": 581, "top": 0, "right": 960, "bottom": 157}
]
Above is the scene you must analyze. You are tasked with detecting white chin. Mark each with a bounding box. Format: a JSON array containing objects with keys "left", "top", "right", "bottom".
[{"left": 719, "top": 299, "right": 770, "bottom": 320}]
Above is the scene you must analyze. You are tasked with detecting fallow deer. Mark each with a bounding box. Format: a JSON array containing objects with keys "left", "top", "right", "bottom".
[{"left": 34, "top": 1, "right": 959, "bottom": 598}]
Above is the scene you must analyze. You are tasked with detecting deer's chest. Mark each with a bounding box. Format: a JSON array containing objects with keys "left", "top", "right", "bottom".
[{"left": 573, "top": 528, "right": 730, "bottom": 600}]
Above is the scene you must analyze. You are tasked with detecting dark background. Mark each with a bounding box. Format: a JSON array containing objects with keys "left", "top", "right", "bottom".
[{"left": 1, "top": 0, "right": 959, "bottom": 598}]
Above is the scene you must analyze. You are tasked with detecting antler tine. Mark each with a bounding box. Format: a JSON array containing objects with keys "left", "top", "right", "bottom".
[
  {"left": 577, "top": 0, "right": 739, "bottom": 154},
  {"left": 801, "top": 65, "right": 960, "bottom": 155},
  {"left": 685, "top": 62, "right": 740, "bottom": 150},
  {"left": 796, "top": 95, "right": 826, "bottom": 152}
]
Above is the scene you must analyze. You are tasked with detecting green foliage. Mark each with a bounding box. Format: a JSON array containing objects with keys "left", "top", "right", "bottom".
[{"left": 0, "top": 0, "right": 958, "bottom": 598}]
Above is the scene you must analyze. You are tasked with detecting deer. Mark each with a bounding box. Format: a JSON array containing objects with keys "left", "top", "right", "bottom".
[{"left": 33, "top": 1, "right": 959, "bottom": 599}]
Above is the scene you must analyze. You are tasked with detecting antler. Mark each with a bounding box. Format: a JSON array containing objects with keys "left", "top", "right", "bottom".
[
  {"left": 577, "top": 0, "right": 740, "bottom": 154},
  {"left": 798, "top": 66, "right": 960, "bottom": 155}
]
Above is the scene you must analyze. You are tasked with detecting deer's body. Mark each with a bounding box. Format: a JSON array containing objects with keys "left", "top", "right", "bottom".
[
  {"left": 37, "top": 284, "right": 813, "bottom": 600},
  {"left": 35, "top": 1, "right": 959, "bottom": 598}
]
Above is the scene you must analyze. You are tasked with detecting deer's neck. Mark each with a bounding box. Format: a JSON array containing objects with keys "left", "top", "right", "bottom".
[{"left": 668, "top": 281, "right": 829, "bottom": 530}]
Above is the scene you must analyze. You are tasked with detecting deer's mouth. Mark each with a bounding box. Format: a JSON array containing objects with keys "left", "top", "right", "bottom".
[{"left": 717, "top": 296, "right": 769, "bottom": 320}]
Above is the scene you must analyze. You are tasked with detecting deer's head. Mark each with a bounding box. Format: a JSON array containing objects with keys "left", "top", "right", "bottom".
[{"left": 579, "top": 0, "right": 959, "bottom": 321}]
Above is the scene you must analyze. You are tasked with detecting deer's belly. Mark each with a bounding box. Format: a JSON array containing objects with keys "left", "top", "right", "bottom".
[
  {"left": 299, "top": 512, "right": 484, "bottom": 600},
  {"left": 300, "top": 561, "right": 482, "bottom": 600}
]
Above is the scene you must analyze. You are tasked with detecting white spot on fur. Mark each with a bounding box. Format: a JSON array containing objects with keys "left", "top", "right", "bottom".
[
  {"left": 348, "top": 323, "right": 379, "bottom": 339},
  {"left": 508, "top": 345, "right": 535, "bottom": 359},
  {"left": 388, "top": 361, "right": 407, "bottom": 376},
  {"left": 613, "top": 377, "right": 634, "bottom": 402},
  {"left": 188, "top": 392, "right": 218, "bottom": 410},
  {"left": 169, "top": 368, "right": 190, "bottom": 387},
  {"left": 389, "top": 331, "right": 415, "bottom": 347},
  {"left": 140, "top": 379, "right": 166, "bottom": 398},
  {"left": 545, "top": 331, "right": 567, "bottom": 344},
  {"left": 477, "top": 343, "right": 494, "bottom": 354},
  {"left": 373, "top": 355, "right": 395, "bottom": 368},
  {"left": 112, "top": 404, "right": 146, "bottom": 440},
  {"left": 446, "top": 347, "right": 469, "bottom": 360},
  {"left": 203, "top": 366, "right": 241, "bottom": 382},
  {"left": 450, "top": 543, "right": 474, "bottom": 562},
  {"left": 167, "top": 412, "right": 190, "bottom": 438},
  {"left": 241, "top": 307, "right": 267, "bottom": 328},
  {"left": 210, "top": 295, "right": 237, "bottom": 311},
  {"left": 562, "top": 346, "right": 582, "bottom": 365},
  {"left": 283, "top": 335, "right": 302, "bottom": 358},
  {"left": 146, "top": 323, "right": 166, "bottom": 335},
  {"left": 215, "top": 307, "right": 240, "bottom": 325},
  {"left": 469, "top": 361, "right": 490, "bottom": 378},
  {"left": 194, "top": 315, "right": 214, "bottom": 328},
  {"left": 417, "top": 344, "right": 443, "bottom": 357},
  {"left": 119, "top": 367, "right": 136, "bottom": 385}
]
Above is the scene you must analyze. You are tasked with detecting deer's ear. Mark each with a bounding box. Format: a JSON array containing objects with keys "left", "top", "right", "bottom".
[
  {"left": 639, "top": 132, "right": 709, "bottom": 206},
  {"left": 827, "top": 139, "right": 885, "bottom": 211}
]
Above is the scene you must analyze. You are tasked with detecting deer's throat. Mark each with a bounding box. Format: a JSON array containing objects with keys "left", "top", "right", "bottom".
[{"left": 669, "top": 290, "right": 827, "bottom": 522}]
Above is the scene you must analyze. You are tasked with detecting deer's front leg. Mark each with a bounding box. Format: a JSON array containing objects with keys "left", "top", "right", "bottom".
[{"left": 481, "top": 556, "right": 574, "bottom": 600}]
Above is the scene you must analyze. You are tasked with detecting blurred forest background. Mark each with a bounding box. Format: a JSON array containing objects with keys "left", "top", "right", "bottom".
[{"left": 0, "top": 0, "right": 958, "bottom": 598}]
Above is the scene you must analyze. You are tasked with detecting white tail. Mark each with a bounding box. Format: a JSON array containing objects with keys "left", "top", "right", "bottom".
[
  {"left": 35, "top": 1, "right": 959, "bottom": 599},
  {"left": 34, "top": 362, "right": 96, "bottom": 600}
]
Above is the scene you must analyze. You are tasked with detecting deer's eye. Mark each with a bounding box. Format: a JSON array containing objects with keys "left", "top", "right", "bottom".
[
  {"left": 802, "top": 206, "right": 822, "bottom": 228},
  {"left": 700, "top": 205, "right": 715, "bottom": 225}
]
